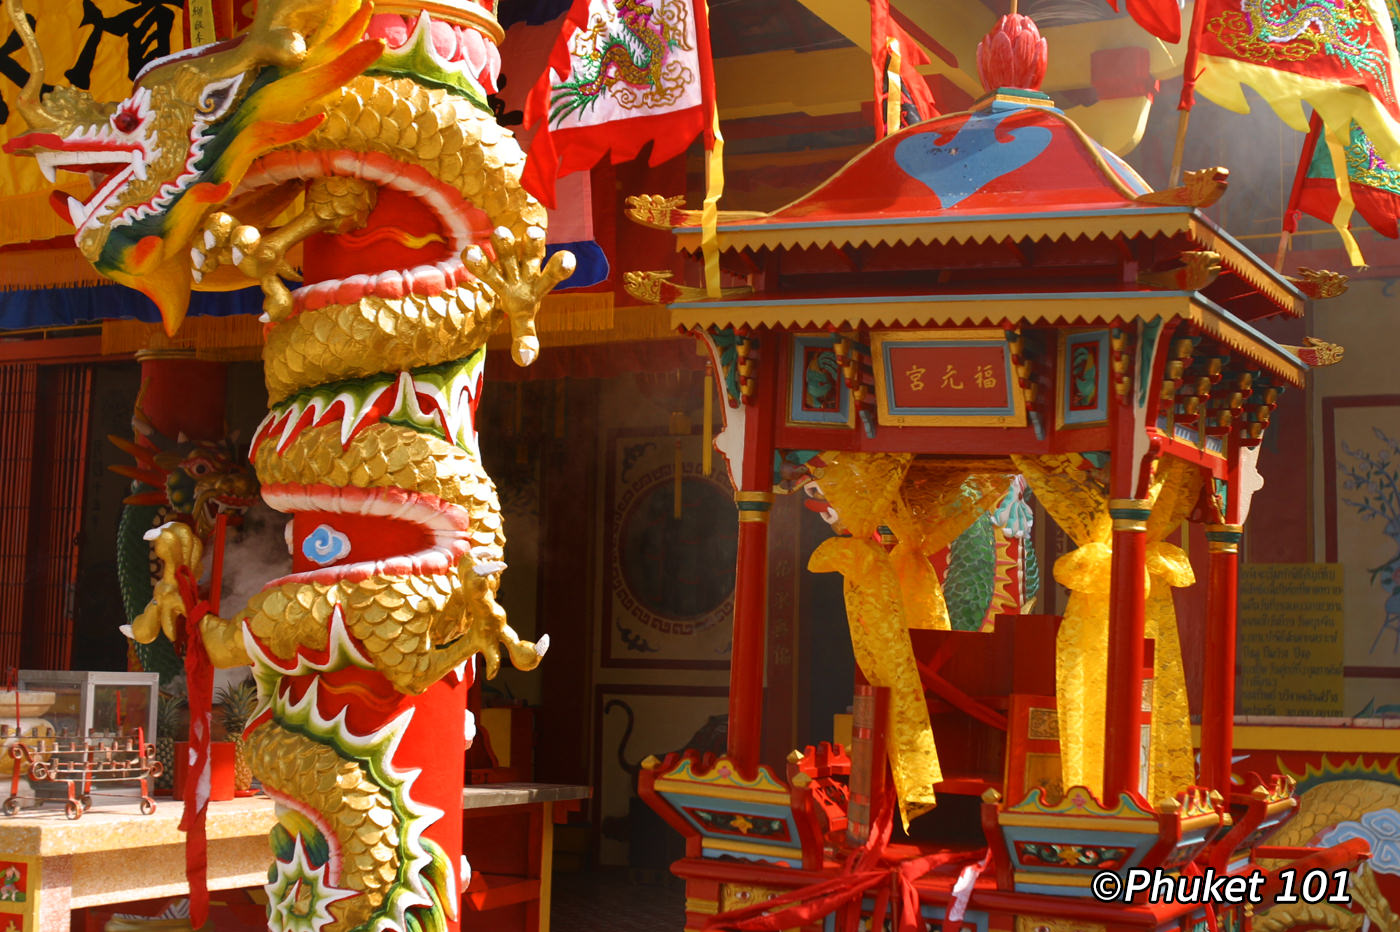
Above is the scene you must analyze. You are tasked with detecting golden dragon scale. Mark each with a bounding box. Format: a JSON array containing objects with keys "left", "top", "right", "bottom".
[{"left": 3, "top": 2, "right": 572, "bottom": 931}]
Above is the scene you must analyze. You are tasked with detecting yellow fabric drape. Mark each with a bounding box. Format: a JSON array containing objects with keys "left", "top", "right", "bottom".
[
  {"left": 808, "top": 452, "right": 941, "bottom": 830},
  {"left": 809, "top": 536, "right": 940, "bottom": 830},
  {"left": 1143, "top": 457, "right": 1202, "bottom": 803},
  {"left": 1011, "top": 454, "right": 1200, "bottom": 805}
]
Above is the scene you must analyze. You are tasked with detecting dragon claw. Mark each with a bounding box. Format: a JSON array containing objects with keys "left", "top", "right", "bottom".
[
  {"left": 463, "top": 227, "right": 574, "bottom": 368},
  {"left": 131, "top": 522, "right": 204, "bottom": 646}
]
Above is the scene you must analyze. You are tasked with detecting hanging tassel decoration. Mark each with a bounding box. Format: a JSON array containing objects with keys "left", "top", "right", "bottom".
[
  {"left": 702, "top": 363, "right": 714, "bottom": 477},
  {"left": 674, "top": 438, "right": 684, "bottom": 519}
]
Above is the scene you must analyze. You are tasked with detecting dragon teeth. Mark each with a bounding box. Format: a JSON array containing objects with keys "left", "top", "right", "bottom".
[{"left": 67, "top": 196, "right": 88, "bottom": 227}]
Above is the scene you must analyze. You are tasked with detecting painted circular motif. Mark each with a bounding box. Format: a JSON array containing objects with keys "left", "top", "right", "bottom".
[{"left": 617, "top": 474, "right": 737, "bottom": 627}]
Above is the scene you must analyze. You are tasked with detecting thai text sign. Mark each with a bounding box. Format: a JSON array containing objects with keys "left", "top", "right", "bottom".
[
  {"left": 1238, "top": 564, "right": 1345, "bottom": 716},
  {"left": 871, "top": 329, "right": 1024, "bottom": 426}
]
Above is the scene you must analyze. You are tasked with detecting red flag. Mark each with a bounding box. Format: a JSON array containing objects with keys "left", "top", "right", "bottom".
[
  {"left": 1288, "top": 110, "right": 1400, "bottom": 264},
  {"left": 522, "top": 0, "right": 717, "bottom": 209},
  {"left": 1108, "top": 0, "right": 1182, "bottom": 44},
  {"left": 869, "top": 0, "right": 937, "bottom": 137}
]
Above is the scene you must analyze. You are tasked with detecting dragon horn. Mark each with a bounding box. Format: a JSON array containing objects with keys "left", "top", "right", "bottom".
[{"left": 3, "top": 0, "right": 61, "bottom": 131}]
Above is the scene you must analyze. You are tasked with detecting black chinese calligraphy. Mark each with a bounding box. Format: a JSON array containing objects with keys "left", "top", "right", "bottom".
[
  {"left": 64, "top": 0, "right": 182, "bottom": 90},
  {"left": 0, "top": 11, "right": 48, "bottom": 125}
]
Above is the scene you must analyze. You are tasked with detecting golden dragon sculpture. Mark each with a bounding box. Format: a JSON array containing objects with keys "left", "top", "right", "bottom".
[{"left": 3, "top": 1, "right": 571, "bottom": 931}]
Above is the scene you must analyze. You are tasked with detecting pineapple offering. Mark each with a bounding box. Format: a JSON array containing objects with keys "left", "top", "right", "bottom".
[{"left": 214, "top": 678, "right": 258, "bottom": 794}]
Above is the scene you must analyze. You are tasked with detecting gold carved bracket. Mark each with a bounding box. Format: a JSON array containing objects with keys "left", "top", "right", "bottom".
[
  {"left": 1133, "top": 167, "right": 1229, "bottom": 208},
  {"left": 623, "top": 270, "right": 751, "bottom": 304}
]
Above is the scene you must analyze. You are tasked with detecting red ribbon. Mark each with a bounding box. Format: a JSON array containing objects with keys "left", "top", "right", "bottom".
[
  {"left": 705, "top": 788, "right": 985, "bottom": 932},
  {"left": 1179, "top": 862, "right": 1219, "bottom": 932},
  {"left": 175, "top": 566, "right": 213, "bottom": 931}
]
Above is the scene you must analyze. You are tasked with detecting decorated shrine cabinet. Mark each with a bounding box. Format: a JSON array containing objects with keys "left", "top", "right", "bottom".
[{"left": 623, "top": 17, "right": 1368, "bottom": 932}]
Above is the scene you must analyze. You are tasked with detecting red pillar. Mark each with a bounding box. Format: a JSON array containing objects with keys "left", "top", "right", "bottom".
[
  {"left": 1104, "top": 496, "right": 1151, "bottom": 801},
  {"left": 134, "top": 349, "right": 227, "bottom": 442},
  {"left": 1200, "top": 522, "right": 1242, "bottom": 791},
  {"left": 727, "top": 340, "right": 777, "bottom": 777}
]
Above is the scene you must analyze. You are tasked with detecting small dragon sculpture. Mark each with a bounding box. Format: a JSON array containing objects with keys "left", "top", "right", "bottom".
[{"left": 111, "top": 422, "right": 257, "bottom": 683}]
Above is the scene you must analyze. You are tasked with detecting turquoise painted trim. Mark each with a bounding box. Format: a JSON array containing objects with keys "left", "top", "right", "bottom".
[
  {"left": 1063, "top": 330, "right": 1111, "bottom": 425},
  {"left": 676, "top": 289, "right": 1193, "bottom": 311},
  {"left": 660, "top": 790, "right": 802, "bottom": 848},
  {"left": 673, "top": 206, "right": 1194, "bottom": 235},
  {"left": 736, "top": 500, "right": 772, "bottom": 512},
  {"left": 1136, "top": 317, "right": 1164, "bottom": 408},
  {"left": 881, "top": 339, "right": 1018, "bottom": 418},
  {"left": 789, "top": 334, "right": 852, "bottom": 426},
  {"left": 1205, "top": 434, "right": 1226, "bottom": 454},
  {"left": 699, "top": 847, "right": 798, "bottom": 866}
]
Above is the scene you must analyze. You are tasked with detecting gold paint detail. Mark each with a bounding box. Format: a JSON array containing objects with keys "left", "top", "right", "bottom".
[
  {"left": 1027, "top": 707, "right": 1059, "bottom": 741},
  {"left": 1134, "top": 167, "right": 1230, "bottom": 208},
  {"left": 1136, "top": 250, "right": 1222, "bottom": 292},
  {"left": 1282, "top": 335, "right": 1345, "bottom": 367},
  {"left": 1288, "top": 266, "right": 1349, "bottom": 299},
  {"left": 623, "top": 269, "right": 750, "bottom": 304},
  {"left": 1205, "top": 523, "right": 1244, "bottom": 554},
  {"left": 719, "top": 884, "right": 791, "bottom": 915}
]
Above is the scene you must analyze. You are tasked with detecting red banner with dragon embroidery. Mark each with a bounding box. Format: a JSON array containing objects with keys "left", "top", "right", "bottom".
[
  {"left": 520, "top": 0, "right": 717, "bottom": 208},
  {"left": 1188, "top": 0, "right": 1400, "bottom": 184}
]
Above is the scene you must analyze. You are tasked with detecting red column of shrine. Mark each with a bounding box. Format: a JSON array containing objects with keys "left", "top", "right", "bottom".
[
  {"left": 1104, "top": 495, "right": 1151, "bottom": 801},
  {"left": 728, "top": 346, "right": 778, "bottom": 777},
  {"left": 1200, "top": 445, "right": 1244, "bottom": 792},
  {"left": 1103, "top": 374, "right": 1151, "bottom": 801}
]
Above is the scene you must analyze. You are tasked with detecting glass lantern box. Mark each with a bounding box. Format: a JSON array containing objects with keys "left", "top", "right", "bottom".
[{"left": 16, "top": 670, "right": 158, "bottom": 741}]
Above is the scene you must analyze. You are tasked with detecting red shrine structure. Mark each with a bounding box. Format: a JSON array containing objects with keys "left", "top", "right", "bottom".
[{"left": 622, "top": 15, "right": 1363, "bottom": 932}]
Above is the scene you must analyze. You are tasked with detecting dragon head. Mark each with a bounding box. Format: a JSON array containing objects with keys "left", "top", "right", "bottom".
[
  {"left": 113, "top": 431, "right": 259, "bottom": 539},
  {"left": 2, "top": 0, "right": 383, "bottom": 335}
]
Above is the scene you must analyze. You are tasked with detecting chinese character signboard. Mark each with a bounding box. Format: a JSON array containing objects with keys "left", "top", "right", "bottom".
[{"left": 871, "top": 330, "right": 1024, "bottom": 426}]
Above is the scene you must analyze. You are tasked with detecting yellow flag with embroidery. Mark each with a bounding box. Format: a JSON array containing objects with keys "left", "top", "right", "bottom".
[{"left": 0, "top": 0, "right": 189, "bottom": 246}]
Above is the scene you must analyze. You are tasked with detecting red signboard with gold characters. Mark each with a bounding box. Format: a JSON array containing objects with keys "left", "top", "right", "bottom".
[{"left": 872, "top": 329, "right": 1025, "bottom": 426}]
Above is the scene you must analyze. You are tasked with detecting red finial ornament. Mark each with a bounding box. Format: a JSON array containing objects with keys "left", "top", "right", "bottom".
[{"left": 976, "top": 14, "right": 1047, "bottom": 93}]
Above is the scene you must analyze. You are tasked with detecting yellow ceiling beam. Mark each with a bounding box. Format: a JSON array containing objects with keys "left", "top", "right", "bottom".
[
  {"left": 1040, "top": 9, "right": 1189, "bottom": 91},
  {"left": 792, "top": 0, "right": 871, "bottom": 51},
  {"left": 715, "top": 47, "right": 873, "bottom": 120}
]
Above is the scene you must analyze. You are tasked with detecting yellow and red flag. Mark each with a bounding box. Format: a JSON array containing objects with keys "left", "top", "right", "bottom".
[{"left": 1184, "top": 0, "right": 1400, "bottom": 174}]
